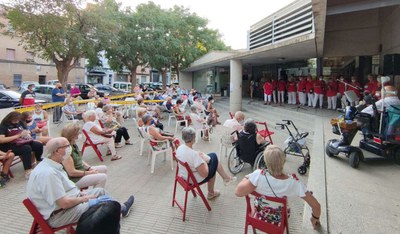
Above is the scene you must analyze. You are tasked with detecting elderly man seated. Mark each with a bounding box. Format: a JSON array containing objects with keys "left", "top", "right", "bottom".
[
  {"left": 223, "top": 111, "right": 245, "bottom": 132},
  {"left": 361, "top": 85, "right": 400, "bottom": 116},
  {"left": 26, "top": 137, "right": 134, "bottom": 228},
  {"left": 62, "top": 97, "right": 83, "bottom": 120}
]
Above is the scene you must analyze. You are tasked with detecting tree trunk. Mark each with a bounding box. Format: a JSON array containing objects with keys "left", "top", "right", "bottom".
[
  {"left": 56, "top": 63, "right": 71, "bottom": 90},
  {"left": 130, "top": 68, "right": 137, "bottom": 93},
  {"left": 161, "top": 69, "right": 167, "bottom": 90}
]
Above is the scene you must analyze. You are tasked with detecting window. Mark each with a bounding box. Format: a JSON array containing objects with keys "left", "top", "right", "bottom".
[
  {"left": 13, "top": 74, "right": 22, "bottom": 86},
  {"left": 6, "top": 48, "right": 15, "bottom": 60},
  {"left": 26, "top": 51, "right": 35, "bottom": 62}
]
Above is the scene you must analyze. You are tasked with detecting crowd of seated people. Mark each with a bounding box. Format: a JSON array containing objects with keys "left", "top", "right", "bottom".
[{"left": 0, "top": 84, "right": 328, "bottom": 232}]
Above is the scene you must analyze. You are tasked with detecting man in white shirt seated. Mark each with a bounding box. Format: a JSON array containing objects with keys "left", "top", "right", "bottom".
[
  {"left": 26, "top": 137, "right": 134, "bottom": 228},
  {"left": 361, "top": 86, "right": 400, "bottom": 116},
  {"left": 223, "top": 111, "right": 245, "bottom": 132}
]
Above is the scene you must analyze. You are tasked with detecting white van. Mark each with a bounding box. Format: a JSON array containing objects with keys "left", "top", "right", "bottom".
[
  {"left": 112, "top": 82, "right": 132, "bottom": 92},
  {"left": 47, "top": 80, "right": 60, "bottom": 85}
]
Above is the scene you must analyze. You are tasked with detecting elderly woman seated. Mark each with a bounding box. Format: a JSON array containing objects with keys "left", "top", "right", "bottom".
[
  {"left": 138, "top": 97, "right": 163, "bottom": 120},
  {"left": 32, "top": 103, "right": 49, "bottom": 136},
  {"left": 205, "top": 96, "right": 220, "bottom": 126},
  {"left": 176, "top": 127, "right": 236, "bottom": 200},
  {"left": 173, "top": 99, "right": 191, "bottom": 125},
  {"left": 61, "top": 123, "right": 107, "bottom": 189},
  {"left": 21, "top": 111, "right": 52, "bottom": 144},
  {"left": 137, "top": 99, "right": 164, "bottom": 130},
  {"left": 142, "top": 114, "right": 176, "bottom": 150},
  {"left": 82, "top": 110, "right": 122, "bottom": 161},
  {"left": 241, "top": 119, "right": 266, "bottom": 145},
  {"left": 189, "top": 106, "right": 209, "bottom": 140},
  {"left": 235, "top": 145, "right": 321, "bottom": 229},
  {"left": 101, "top": 105, "right": 132, "bottom": 147}
]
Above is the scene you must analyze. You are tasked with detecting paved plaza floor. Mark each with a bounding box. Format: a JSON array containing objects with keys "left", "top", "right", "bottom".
[{"left": 0, "top": 96, "right": 399, "bottom": 234}]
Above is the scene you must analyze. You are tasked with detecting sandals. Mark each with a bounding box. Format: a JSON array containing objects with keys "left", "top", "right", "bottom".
[
  {"left": 207, "top": 190, "right": 220, "bottom": 200},
  {"left": 125, "top": 141, "right": 133, "bottom": 145},
  {"left": 111, "top": 155, "right": 122, "bottom": 161},
  {"left": 224, "top": 176, "right": 237, "bottom": 186}
]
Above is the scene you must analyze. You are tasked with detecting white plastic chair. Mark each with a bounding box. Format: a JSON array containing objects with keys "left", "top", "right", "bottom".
[
  {"left": 140, "top": 127, "right": 173, "bottom": 173},
  {"left": 218, "top": 126, "right": 236, "bottom": 158}
]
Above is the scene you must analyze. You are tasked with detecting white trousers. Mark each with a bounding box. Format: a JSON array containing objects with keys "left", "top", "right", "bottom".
[
  {"left": 288, "top": 92, "right": 296, "bottom": 104},
  {"left": 75, "top": 165, "right": 108, "bottom": 189},
  {"left": 94, "top": 136, "right": 117, "bottom": 156},
  {"left": 307, "top": 93, "right": 314, "bottom": 106},
  {"left": 278, "top": 91, "right": 285, "bottom": 103},
  {"left": 327, "top": 96, "right": 337, "bottom": 109},
  {"left": 299, "top": 92, "right": 307, "bottom": 105},
  {"left": 272, "top": 91, "right": 277, "bottom": 103},
  {"left": 313, "top": 94, "right": 324, "bottom": 108},
  {"left": 264, "top": 94, "right": 272, "bottom": 103}
]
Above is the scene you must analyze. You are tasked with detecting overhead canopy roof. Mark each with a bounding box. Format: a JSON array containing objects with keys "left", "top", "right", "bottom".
[{"left": 185, "top": 0, "right": 327, "bottom": 72}]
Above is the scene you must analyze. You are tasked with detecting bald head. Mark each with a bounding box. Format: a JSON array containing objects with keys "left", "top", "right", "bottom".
[
  {"left": 235, "top": 111, "right": 245, "bottom": 122},
  {"left": 43, "top": 137, "right": 68, "bottom": 159}
]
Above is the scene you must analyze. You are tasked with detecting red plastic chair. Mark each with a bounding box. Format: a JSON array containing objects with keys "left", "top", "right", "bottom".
[
  {"left": 229, "top": 112, "right": 234, "bottom": 119},
  {"left": 245, "top": 192, "right": 289, "bottom": 234},
  {"left": 81, "top": 129, "right": 105, "bottom": 162},
  {"left": 172, "top": 152, "right": 211, "bottom": 221},
  {"left": 23, "top": 198, "right": 76, "bottom": 234},
  {"left": 256, "top": 121, "right": 274, "bottom": 144}
]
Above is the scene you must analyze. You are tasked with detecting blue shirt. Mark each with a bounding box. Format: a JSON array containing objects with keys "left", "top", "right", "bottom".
[{"left": 52, "top": 88, "right": 65, "bottom": 102}]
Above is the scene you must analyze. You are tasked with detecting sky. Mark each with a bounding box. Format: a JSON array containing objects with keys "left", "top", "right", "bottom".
[{"left": 118, "top": 0, "right": 296, "bottom": 50}]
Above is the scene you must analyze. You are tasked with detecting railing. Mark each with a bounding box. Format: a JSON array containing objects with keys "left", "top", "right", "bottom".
[{"left": 248, "top": 0, "right": 314, "bottom": 50}]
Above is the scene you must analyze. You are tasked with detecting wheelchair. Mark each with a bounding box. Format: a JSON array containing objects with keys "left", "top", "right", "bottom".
[{"left": 227, "top": 131, "right": 270, "bottom": 174}]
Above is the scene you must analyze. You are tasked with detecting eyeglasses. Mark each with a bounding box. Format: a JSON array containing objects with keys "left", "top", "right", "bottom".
[{"left": 58, "top": 144, "right": 71, "bottom": 149}]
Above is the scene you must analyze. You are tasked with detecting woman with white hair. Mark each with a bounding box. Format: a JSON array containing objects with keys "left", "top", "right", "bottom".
[
  {"left": 176, "top": 127, "right": 236, "bottom": 200},
  {"left": 82, "top": 110, "right": 122, "bottom": 161},
  {"left": 235, "top": 145, "right": 321, "bottom": 229}
]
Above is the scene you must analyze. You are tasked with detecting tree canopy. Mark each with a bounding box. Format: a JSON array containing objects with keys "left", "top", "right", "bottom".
[{"left": 2, "top": 0, "right": 229, "bottom": 87}]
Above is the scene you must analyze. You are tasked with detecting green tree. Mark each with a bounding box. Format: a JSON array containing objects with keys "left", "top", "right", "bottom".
[{"left": 2, "top": 0, "right": 117, "bottom": 87}]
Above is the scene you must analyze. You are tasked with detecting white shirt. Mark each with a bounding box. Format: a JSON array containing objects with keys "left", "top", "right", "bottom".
[
  {"left": 176, "top": 144, "right": 206, "bottom": 182},
  {"left": 361, "top": 96, "right": 400, "bottom": 116},
  {"left": 223, "top": 118, "right": 242, "bottom": 132},
  {"left": 190, "top": 112, "right": 204, "bottom": 129},
  {"left": 83, "top": 121, "right": 104, "bottom": 143},
  {"left": 27, "top": 158, "right": 79, "bottom": 219},
  {"left": 248, "top": 169, "right": 307, "bottom": 198}
]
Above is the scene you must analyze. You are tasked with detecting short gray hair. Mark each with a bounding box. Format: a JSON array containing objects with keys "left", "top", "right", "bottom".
[
  {"left": 243, "top": 118, "right": 257, "bottom": 134},
  {"left": 190, "top": 106, "right": 197, "bottom": 112},
  {"left": 142, "top": 114, "right": 152, "bottom": 124},
  {"left": 43, "top": 137, "right": 66, "bottom": 158},
  {"left": 182, "top": 127, "right": 196, "bottom": 143},
  {"left": 83, "top": 110, "right": 96, "bottom": 119},
  {"left": 102, "top": 105, "right": 112, "bottom": 112}
]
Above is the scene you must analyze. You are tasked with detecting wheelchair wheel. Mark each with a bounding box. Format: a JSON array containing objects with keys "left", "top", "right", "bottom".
[
  {"left": 228, "top": 147, "right": 244, "bottom": 174},
  {"left": 253, "top": 152, "right": 267, "bottom": 171}
]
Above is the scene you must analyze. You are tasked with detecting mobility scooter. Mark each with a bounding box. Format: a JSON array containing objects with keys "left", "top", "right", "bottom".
[{"left": 326, "top": 78, "right": 400, "bottom": 168}]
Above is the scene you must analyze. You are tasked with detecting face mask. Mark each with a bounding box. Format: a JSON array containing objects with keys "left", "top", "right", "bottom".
[
  {"left": 376, "top": 93, "right": 381, "bottom": 97},
  {"left": 340, "top": 78, "right": 344, "bottom": 81},
  {"left": 211, "top": 100, "right": 215, "bottom": 103},
  {"left": 319, "top": 78, "right": 323, "bottom": 81},
  {"left": 62, "top": 146, "right": 72, "bottom": 161},
  {"left": 352, "top": 80, "right": 356, "bottom": 83},
  {"left": 239, "top": 120, "right": 244, "bottom": 125}
]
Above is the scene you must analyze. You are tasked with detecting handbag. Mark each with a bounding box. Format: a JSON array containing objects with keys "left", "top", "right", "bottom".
[{"left": 9, "top": 128, "right": 33, "bottom": 146}]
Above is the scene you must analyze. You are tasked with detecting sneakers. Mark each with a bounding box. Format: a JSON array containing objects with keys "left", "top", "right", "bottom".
[
  {"left": 115, "top": 143, "right": 123, "bottom": 148},
  {"left": 0, "top": 178, "right": 6, "bottom": 189},
  {"left": 223, "top": 176, "right": 237, "bottom": 186},
  {"left": 1, "top": 173, "right": 10, "bottom": 183},
  {"left": 121, "top": 195, "right": 134, "bottom": 217}
]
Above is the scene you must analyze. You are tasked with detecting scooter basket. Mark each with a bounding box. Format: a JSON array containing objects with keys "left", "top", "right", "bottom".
[
  {"left": 331, "top": 118, "right": 358, "bottom": 133},
  {"left": 387, "top": 105, "right": 400, "bottom": 142}
]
